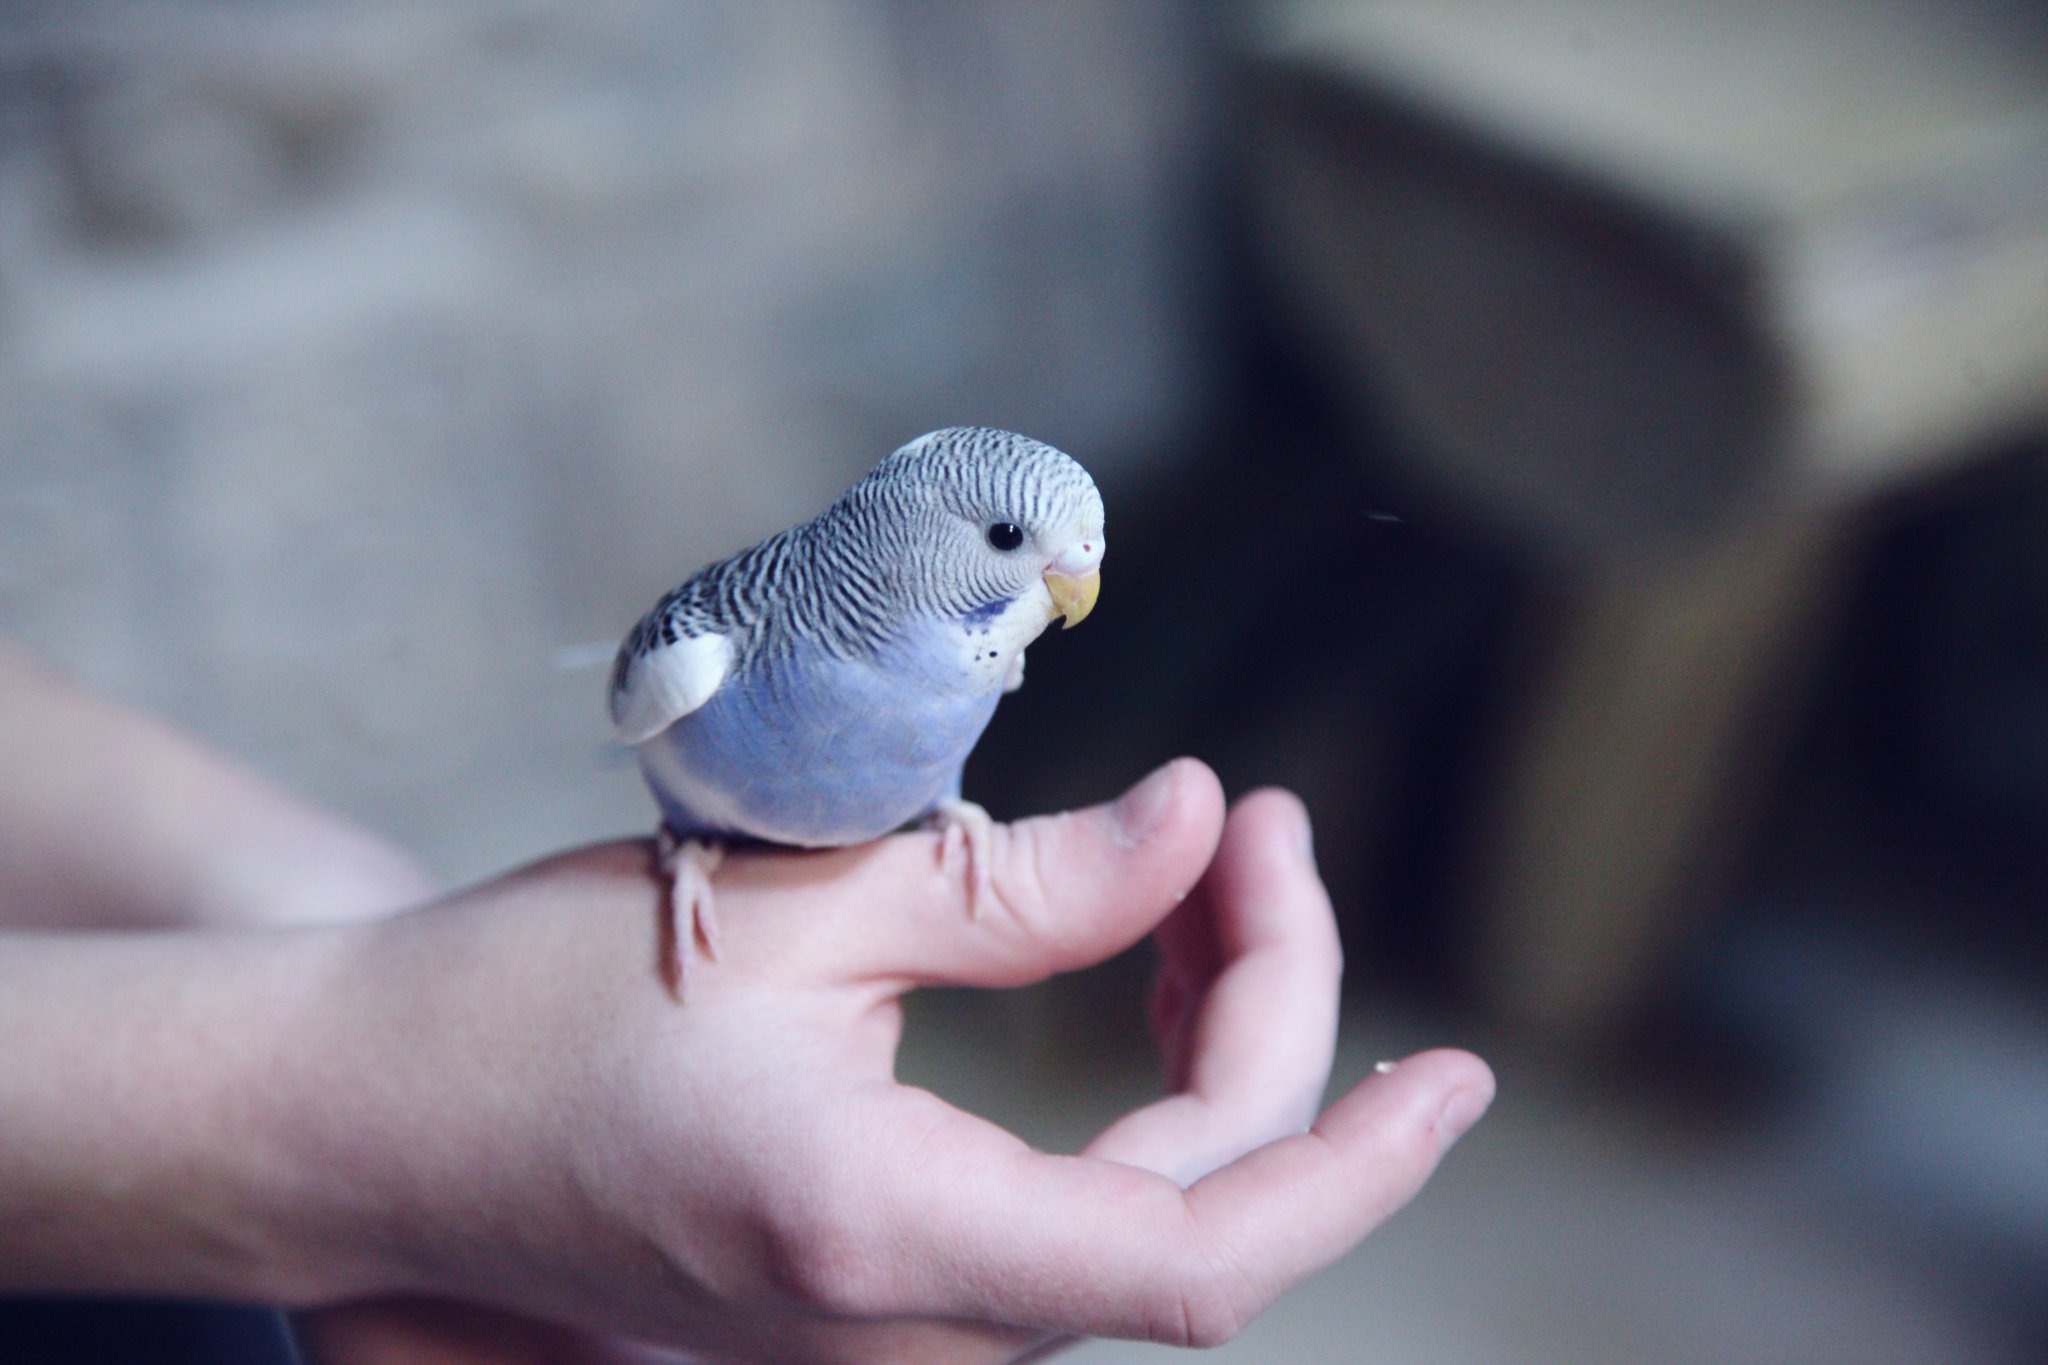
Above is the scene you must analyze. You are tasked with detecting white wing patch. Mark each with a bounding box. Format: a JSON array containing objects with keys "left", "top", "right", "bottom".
[{"left": 610, "top": 631, "right": 734, "bottom": 745}]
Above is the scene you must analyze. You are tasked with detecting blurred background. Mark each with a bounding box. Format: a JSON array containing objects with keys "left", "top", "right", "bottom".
[{"left": 3, "top": 1, "right": 2046, "bottom": 1361}]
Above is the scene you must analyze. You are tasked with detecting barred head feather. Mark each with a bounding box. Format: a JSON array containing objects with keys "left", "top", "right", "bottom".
[{"left": 618, "top": 428, "right": 1103, "bottom": 677}]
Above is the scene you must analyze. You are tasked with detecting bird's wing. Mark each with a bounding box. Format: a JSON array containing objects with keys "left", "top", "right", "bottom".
[{"left": 609, "top": 593, "right": 736, "bottom": 745}]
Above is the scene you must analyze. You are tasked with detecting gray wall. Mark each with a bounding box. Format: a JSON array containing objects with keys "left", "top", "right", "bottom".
[{"left": 0, "top": 1, "right": 1221, "bottom": 878}]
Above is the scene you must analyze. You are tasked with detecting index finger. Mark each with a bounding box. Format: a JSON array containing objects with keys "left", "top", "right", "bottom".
[{"left": 1087, "top": 788, "right": 1343, "bottom": 1185}]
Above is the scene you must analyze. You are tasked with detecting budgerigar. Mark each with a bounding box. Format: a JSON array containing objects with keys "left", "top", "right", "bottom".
[{"left": 610, "top": 427, "right": 1105, "bottom": 997}]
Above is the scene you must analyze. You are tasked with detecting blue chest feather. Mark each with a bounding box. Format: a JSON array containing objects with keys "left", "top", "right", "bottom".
[{"left": 638, "top": 617, "right": 1004, "bottom": 846}]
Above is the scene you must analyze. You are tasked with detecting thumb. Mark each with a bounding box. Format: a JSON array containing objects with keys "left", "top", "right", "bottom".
[{"left": 813, "top": 759, "right": 1227, "bottom": 989}]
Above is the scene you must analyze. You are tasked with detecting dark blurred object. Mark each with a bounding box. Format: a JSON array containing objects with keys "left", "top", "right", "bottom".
[
  {"left": 1241, "top": 0, "right": 2048, "bottom": 1039},
  {"left": 1841, "top": 444, "right": 2048, "bottom": 917},
  {"left": 962, "top": 171, "right": 1541, "bottom": 1004},
  {"left": 1710, "top": 441, "right": 2048, "bottom": 1026},
  {"left": 1247, "top": 0, "right": 2048, "bottom": 559},
  {"left": 0, "top": 1299, "right": 294, "bottom": 1365},
  {"left": 1624, "top": 443, "right": 2048, "bottom": 1357},
  {"left": 1730, "top": 443, "right": 2048, "bottom": 979}
]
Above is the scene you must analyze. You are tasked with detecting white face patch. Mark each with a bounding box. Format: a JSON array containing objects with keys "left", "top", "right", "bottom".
[{"left": 950, "top": 579, "right": 1060, "bottom": 693}]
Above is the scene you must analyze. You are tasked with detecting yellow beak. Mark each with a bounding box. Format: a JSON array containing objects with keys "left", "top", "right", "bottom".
[{"left": 1044, "top": 568, "right": 1101, "bottom": 629}]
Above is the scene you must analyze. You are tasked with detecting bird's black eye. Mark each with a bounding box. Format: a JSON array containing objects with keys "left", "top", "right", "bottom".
[{"left": 986, "top": 522, "right": 1025, "bottom": 552}]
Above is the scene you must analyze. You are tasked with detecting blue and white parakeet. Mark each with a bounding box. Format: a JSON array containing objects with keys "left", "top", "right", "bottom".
[{"left": 610, "top": 427, "right": 1105, "bottom": 996}]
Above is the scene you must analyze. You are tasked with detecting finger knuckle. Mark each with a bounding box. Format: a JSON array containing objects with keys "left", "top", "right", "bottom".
[
  {"left": 765, "top": 1194, "right": 887, "bottom": 1315},
  {"left": 985, "top": 824, "right": 1059, "bottom": 940},
  {"left": 1144, "top": 1244, "right": 1262, "bottom": 1349}
]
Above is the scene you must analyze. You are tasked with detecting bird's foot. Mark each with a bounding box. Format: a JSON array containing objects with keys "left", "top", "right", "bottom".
[
  {"left": 929, "top": 798, "right": 995, "bottom": 919},
  {"left": 656, "top": 830, "right": 725, "bottom": 1001}
]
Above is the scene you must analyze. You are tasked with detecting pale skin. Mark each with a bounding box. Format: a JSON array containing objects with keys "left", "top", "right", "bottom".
[{"left": 0, "top": 643, "right": 1495, "bottom": 1363}]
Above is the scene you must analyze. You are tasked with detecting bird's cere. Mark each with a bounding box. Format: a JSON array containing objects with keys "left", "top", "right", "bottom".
[{"left": 1047, "top": 539, "right": 1104, "bottom": 578}]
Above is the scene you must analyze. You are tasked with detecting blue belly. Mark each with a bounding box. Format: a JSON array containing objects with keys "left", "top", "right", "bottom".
[{"left": 638, "top": 634, "right": 1001, "bottom": 847}]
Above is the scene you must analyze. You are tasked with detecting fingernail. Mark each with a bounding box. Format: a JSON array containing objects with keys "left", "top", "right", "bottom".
[
  {"left": 1434, "top": 1085, "right": 1494, "bottom": 1148},
  {"left": 1112, "top": 762, "right": 1180, "bottom": 847},
  {"left": 1296, "top": 802, "right": 1318, "bottom": 871}
]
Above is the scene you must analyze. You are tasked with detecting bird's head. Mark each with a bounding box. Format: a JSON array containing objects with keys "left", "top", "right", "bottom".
[{"left": 853, "top": 427, "right": 1105, "bottom": 633}]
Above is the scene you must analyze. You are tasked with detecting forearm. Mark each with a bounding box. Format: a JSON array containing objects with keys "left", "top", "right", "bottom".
[
  {"left": 0, "top": 923, "right": 377, "bottom": 1304},
  {"left": 0, "top": 642, "right": 432, "bottom": 929}
]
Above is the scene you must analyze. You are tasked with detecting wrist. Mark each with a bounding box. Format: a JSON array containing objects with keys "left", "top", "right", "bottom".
[
  {"left": 272, "top": 851, "right": 723, "bottom": 1336},
  {"left": 265, "top": 895, "right": 609, "bottom": 1316}
]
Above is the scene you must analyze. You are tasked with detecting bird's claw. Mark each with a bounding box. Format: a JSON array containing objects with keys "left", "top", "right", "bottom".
[
  {"left": 931, "top": 798, "right": 995, "bottom": 919},
  {"left": 657, "top": 831, "right": 725, "bottom": 1001}
]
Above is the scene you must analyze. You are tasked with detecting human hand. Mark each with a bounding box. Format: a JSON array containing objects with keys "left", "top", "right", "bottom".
[
  {"left": 284, "top": 760, "right": 1493, "bottom": 1363},
  {"left": 0, "top": 640, "right": 1489, "bottom": 1359}
]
